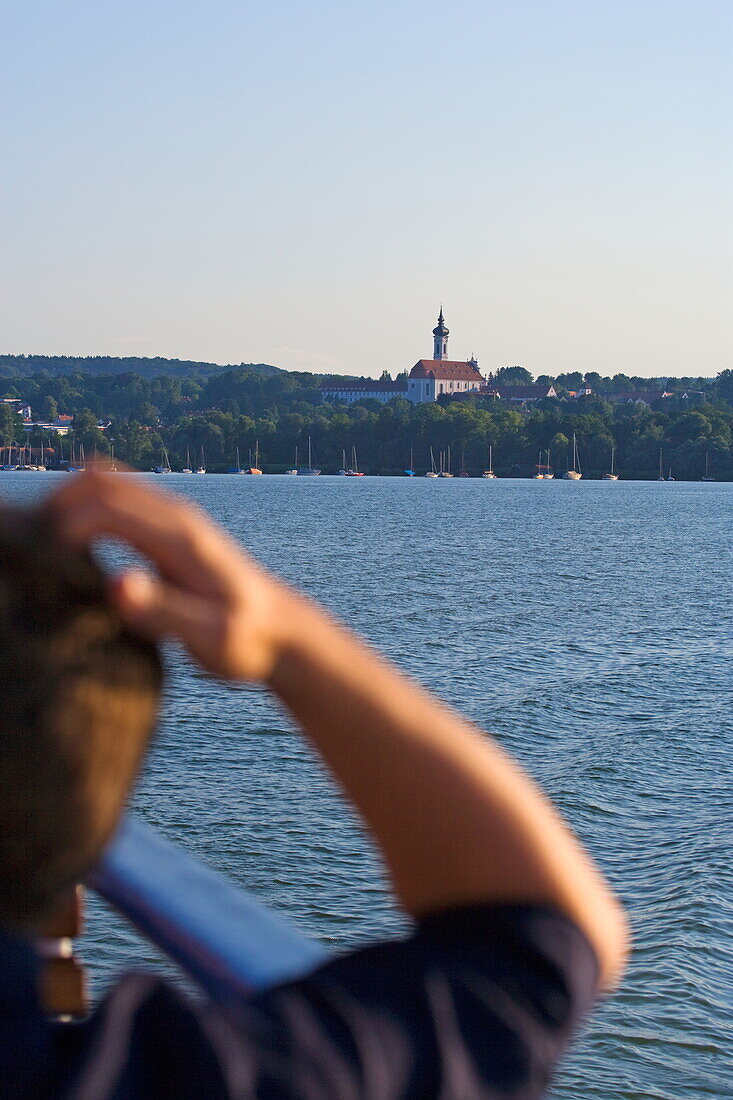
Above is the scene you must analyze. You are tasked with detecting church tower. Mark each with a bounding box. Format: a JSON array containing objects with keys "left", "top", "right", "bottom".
[{"left": 432, "top": 309, "right": 449, "bottom": 360}]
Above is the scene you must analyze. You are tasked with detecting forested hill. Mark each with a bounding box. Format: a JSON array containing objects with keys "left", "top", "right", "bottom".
[
  {"left": 0, "top": 354, "right": 283, "bottom": 380},
  {"left": 3, "top": 366, "right": 733, "bottom": 480}
]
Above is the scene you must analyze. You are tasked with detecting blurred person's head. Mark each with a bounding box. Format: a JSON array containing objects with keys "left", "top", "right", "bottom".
[{"left": 0, "top": 501, "right": 162, "bottom": 930}]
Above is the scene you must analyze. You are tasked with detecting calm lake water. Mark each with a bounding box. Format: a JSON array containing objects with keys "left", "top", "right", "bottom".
[{"left": 2, "top": 473, "right": 732, "bottom": 1099}]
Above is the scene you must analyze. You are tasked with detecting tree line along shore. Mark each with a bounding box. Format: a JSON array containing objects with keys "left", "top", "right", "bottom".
[{"left": 2, "top": 364, "right": 733, "bottom": 481}]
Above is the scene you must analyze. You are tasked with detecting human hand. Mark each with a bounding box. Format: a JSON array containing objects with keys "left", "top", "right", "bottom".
[{"left": 48, "top": 469, "right": 292, "bottom": 682}]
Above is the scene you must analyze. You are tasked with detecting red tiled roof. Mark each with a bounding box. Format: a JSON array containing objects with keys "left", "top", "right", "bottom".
[{"left": 409, "top": 360, "right": 484, "bottom": 381}]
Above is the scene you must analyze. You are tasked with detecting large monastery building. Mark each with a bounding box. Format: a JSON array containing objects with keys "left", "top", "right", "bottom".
[
  {"left": 322, "top": 311, "right": 486, "bottom": 405},
  {"left": 406, "top": 311, "right": 484, "bottom": 403}
]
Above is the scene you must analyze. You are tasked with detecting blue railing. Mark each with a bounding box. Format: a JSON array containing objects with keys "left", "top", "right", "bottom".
[{"left": 86, "top": 815, "right": 330, "bottom": 1006}]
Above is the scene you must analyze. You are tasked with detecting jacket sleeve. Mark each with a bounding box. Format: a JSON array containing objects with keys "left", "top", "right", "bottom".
[{"left": 226, "top": 903, "right": 600, "bottom": 1100}]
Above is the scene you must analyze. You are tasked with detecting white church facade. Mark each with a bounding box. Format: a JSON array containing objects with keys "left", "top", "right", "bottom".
[
  {"left": 405, "top": 311, "right": 485, "bottom": 403},
  {"left": 322, "top": 311, "right": 486, "bottom": 405}
]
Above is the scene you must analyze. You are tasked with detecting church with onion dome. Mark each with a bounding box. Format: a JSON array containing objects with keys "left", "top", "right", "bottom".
[
  {"left": 405, "top": 310, "right": 485, "bottom": 403},
  {"left": 321, "top": 311, "right": 487, "bottom": 405}
]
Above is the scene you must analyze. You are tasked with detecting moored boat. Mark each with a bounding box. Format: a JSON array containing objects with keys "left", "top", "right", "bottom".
[
  {"left": 564, "top": 434, "right": 582, "bottom": 479},
  {"left": 602, "top": 446, "right": 619, "bottom": 480},
  {"left": 345, "top": 446, "right": 364, "bottom": 476},
  {"left": 482, "top": 445, "right": 497, "bottom": 478},
  {"left": 285, "top": 446, "right": 298, "bottom": 475},
  {"left": 245, "top": 441, "right": 263, "bottom": 475},
  {"left": 297, "top": 437, "right": 321, "bottom": 475},
  {"left": 153, "top": 446, "right": 173, "bottom": 474}
]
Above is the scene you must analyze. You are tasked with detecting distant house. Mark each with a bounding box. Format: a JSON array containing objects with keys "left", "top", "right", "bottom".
[
  {"left": 2, "top": 399, "right": 32, "bottom": 419},
  {"left": 496, "top": 384, "right": 557, "bottom": 403},
  {"left": 568, "top": 384, "right": 593, "bottom": 398},
  {"left": 23, "top": 413, "right": 75, "bottom": 436},
  {"left": 321, "top": 378, "right": 408, "bottom": 404}
]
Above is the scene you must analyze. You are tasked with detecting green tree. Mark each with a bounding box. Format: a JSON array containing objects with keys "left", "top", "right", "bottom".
[
  {"left": 495, "top": 366, "right": 533, "bottom": 385},
  {"left": 41, "top": 395, "right": 59, "bottom": 421}
]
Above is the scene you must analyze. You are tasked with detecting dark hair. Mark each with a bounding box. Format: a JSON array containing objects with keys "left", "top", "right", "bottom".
[{"left": 0, "top": 502, "right": 162, "bottom": 926}]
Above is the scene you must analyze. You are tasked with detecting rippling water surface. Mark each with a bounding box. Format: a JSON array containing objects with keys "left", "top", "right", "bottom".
[{"left": 3, "top": 473, "right": 732, "bottom": 1098}]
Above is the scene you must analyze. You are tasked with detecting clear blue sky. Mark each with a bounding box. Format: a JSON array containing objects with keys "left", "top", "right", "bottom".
[{"left": 1, "top": 1, "right": 730, "bottom": 378}]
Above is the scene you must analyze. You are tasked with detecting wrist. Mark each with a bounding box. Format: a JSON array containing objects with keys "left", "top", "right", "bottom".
[{"left": 264, "top": 587, "right": 327, "bottom": 692}]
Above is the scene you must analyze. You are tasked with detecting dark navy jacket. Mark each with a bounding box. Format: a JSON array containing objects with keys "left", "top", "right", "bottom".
[{"left": 0, "top": 904, "right": 598, "bottom": 1098}]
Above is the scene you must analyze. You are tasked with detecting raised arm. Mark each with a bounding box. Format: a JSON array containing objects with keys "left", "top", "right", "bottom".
[{"left": 51, "top": 470, "right": 628, "bottom": 990}]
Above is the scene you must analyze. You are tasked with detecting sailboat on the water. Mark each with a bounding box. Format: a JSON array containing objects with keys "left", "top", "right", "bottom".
[
  {"left": 297, "top": 437, "right": 321, "bottom": 475},
  {"left": 482, "top": 445, "right": 497, "bottom": 478},
  {"left": 69, "top": 444, "right": 86, "bottom": 473},
  {"left": 195, "top": 447, "right": 206, "bottom": 474},
  {"left": 702, "top": 452, "right": 715, "bottom": 482},
  {"left": 229, "top": 447, "right": 245, "bottom": 474},
  {"left": 153, "top": 446, "right": 173, "bottom": 473},
  {"left": 564, "top": 435, "right": 582, "bottom": 480},
  {"left": 425, "top": 446, "right": 439, "bottom": 477},
  {"left": 438, "top": 446, "right": 453, "bottom": 477},
  {"left": 245, "top": 441, "right": 263, "bottom": 475},
  {"left": 602, "top": 446, "right": 619, "bottom": 480},
  {"left": 345, "top": 446, "right": 364, "bottom": 476}
]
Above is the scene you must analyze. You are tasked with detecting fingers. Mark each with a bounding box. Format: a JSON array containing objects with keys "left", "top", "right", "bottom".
[
  {"left": 47, "top": 468, "right": 285, "bottom": 681},
  {"left": 111, "top": 571, "right": 224, "bottom": 671},
  {"left": 112, "top": 571, "right": 188, "bottom": 637},
  {"left": 47, "top": 469, "right": 246, "bottom": 596}
]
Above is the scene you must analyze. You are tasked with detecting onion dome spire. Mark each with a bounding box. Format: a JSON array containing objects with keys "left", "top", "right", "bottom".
[{"left": 432, "top": 308, "right": 449, "bottom": 360}]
